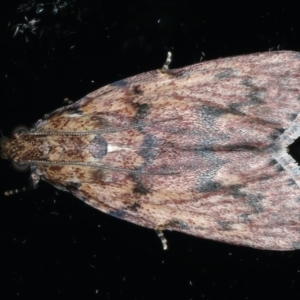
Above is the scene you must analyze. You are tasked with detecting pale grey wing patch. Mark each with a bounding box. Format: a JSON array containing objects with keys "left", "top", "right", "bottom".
[{"left": 272, "top": 113, "right": 300, "bottom": 187}]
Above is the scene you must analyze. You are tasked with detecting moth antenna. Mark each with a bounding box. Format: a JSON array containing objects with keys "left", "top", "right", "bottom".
[
  {"left": 22, "top": 159, "right": 180, "bottom": 175},
  {"left": 162, "top": 52, "right": 172, "bottom": 70},
  {"left": 155, "top": 229, "right": 168, "bottom": 250},
  {"left": 0, "top": 130, "right": 3, "bottom": 138},
  {"left": 25, "top": 117, "right": 181, "bottom": 136}
]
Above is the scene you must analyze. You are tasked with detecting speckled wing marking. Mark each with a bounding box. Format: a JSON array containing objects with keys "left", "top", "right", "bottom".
[{"left": 20, "top": 51, "right": 300, "bottom": 250}]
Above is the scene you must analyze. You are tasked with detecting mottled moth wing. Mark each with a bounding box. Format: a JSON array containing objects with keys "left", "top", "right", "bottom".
[{"left": 5, "top": 51, "right": 300, "bottom": 250}]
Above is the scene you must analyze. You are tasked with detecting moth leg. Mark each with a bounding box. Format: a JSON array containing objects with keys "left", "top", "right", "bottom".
[
  {"left": 63, "top": 98, "right": 73, "bottom": 105},
  {"left": 30, "top": 173, "right": 40, "bottom": 189},
  {"left": 4, "top": 186, "right": 31, "bottom": 196},
  {"left": 155, "top": 228, "right": 168, "bottom": 250},
  {"left": 162, "top": 51, "right": 172, "bottom": 70},
  {"left": 4, "top": 173, "right": 40, "bottom": 196}
]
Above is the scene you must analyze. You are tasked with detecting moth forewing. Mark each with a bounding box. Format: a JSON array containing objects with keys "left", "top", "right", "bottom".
[{"left": 2, "top": 51, "right": 300, "bottom": 250}]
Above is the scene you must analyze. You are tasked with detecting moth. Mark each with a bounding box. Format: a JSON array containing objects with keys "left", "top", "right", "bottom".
[{"left": 2, "top": 51, "right": 300, "bottom": 250}]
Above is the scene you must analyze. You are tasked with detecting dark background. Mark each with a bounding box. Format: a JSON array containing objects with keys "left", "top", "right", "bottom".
[{"left": 1, "top": 1, "right": 300, "bottom": 299}]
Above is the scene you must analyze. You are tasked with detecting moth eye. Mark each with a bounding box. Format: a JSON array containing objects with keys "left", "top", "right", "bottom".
[
  {"left": 12, "top": 160, "right": 30, "bottom": 172},
  {"left": 12, "top": 125, "right": 29, "bottom": 137}
]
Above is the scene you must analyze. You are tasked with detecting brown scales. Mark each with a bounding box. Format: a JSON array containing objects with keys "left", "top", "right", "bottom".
[{"left": 2, "top": 51, "right": 300, "bottom": 250}]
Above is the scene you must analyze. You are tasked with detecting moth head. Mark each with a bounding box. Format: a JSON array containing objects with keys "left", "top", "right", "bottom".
[
  {"left": 0, "top": 125, "right": 30, "bottom": 172},
  {"left": 12, "top": 125, "right": 29, "bottom": 136}
]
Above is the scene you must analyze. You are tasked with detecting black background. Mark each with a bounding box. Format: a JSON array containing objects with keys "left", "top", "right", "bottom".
[{"left": 1, "top": 1, "right": 300, "bottom": 299}]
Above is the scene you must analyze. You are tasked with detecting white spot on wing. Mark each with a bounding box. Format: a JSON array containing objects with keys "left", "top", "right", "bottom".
[{"left": 107, "top": 144, "right": 124, "bottom": 153}]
